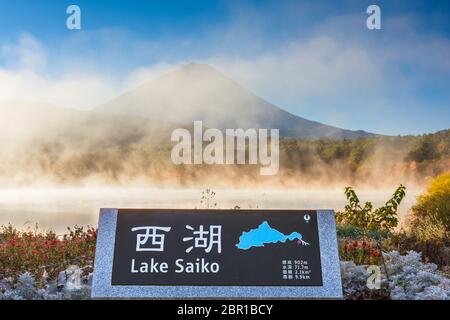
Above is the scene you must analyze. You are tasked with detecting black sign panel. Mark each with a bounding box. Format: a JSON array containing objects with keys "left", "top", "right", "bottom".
[{"left": 111, "top": 209, "right": 323, "bottom": 286}]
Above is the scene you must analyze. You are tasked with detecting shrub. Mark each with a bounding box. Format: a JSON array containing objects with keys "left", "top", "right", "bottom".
[
  {"left": 339, "top": 239, "right": 383, "bottom": 265},
  {"left": 340, "top": 251, "right": 450, "bottom": 300},
  {"left": 409, "top": 172, "right": 450, "bottom": 242},
  {"left": 412, "top": 214, "right": 447, "bottom": 242},
  {"left": 385, "top": 251, "right": 450, "bottom": 300},
  {"left": 337, "top": 225, "right": 391, "bottom": 240},
  {"left": 0, "top": 225, "right": 97, "bottom": 285},
  {"left": 199, "top": 188, "right": 217, "bottom": 208},
  {"left": 336, "top": 185, "right": 406, "bottom": 235},
  {"left": 340, "top": 261, "right": 390, "bottom": 300}
]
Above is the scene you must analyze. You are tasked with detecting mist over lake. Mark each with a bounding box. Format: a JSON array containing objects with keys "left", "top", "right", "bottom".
[{"left": 0, "top": 187, "right": 421, "bottom": 233}]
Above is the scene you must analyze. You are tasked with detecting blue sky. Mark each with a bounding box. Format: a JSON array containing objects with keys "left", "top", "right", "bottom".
[{"left": 0, "top": 0, "right": 449, "bottom": 135}]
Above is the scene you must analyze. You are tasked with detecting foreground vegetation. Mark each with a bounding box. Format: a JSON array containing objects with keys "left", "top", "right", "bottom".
[
  {"left": 0, "top": 226, "right": 96, "bottom": 286},
  {"left": 390, "top": 172, "right": 450, "bottom": 268},
  {"left": 336, "top": 173, "right": 449, "bottom": 268},
  {"left": 0, "top": 173, "right": 448, "bottom": 299}
]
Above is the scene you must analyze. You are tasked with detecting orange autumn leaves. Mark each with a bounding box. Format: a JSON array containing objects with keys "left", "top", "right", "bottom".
[{"left": 0, "top": 225, "right": 97, "bottom": 284}]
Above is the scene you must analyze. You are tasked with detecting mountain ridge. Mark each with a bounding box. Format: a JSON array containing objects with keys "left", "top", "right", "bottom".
[{"left": 96, "top": 63, "right": 377, "bottom": 139}]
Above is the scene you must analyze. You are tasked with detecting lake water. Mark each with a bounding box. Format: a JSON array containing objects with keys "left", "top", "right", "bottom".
[{"left": 0, "top": 187, "right": 421, "bottom": 233}]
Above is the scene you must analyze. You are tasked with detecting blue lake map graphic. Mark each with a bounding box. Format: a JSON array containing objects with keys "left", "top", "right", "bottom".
[{"left": 236, "top": 221, "right": 309, "bottom": 250}]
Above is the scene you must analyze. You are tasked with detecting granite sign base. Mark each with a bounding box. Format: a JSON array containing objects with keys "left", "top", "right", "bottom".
[{"left": 91, "top": 209, "right": 342, "bottom": 299}]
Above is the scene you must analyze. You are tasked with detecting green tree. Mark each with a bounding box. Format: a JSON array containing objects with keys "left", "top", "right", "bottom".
[
  {"left": 336, "top": 185, "right": 406, "bottom": 235},
  {"left": 407, "top": 136, "right": 438, "bottom": 162}
]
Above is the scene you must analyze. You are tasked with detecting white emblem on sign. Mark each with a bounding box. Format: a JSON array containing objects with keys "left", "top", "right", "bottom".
[
  {"left": 183, "top": 225, "right": 222, "bottom": 254},
  {"left": 131, "top": 226, "right": 172, "bottom": 252}
]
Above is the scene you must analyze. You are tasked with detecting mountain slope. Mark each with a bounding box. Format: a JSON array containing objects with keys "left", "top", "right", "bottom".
[
  {"left": 96, "top": 63, "right": 375, "bottom": 139},
  {"left": 0, "top": 101, "right": 181, "bottom": 151}
]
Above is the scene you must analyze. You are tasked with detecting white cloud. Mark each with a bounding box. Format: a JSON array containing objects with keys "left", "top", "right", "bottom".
[
  {"left": 0, "top": 33, "right": 119, "bottom": 109},
  {"left": 210, "top": 36, "right": 384, "bottom": 103},
  {"left": 0, "top": 68, "right": 118, "bottom": 109},
  {"left": 1, "top": 33, "right": 47, "bottom": 71}
]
